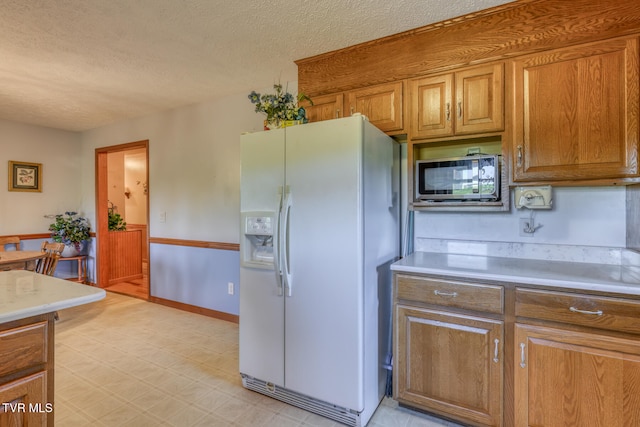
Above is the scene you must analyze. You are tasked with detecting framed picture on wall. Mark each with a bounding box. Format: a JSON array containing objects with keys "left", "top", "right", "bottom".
[{"left": 8, "top": 161, "right": 42, "bottom": 192}]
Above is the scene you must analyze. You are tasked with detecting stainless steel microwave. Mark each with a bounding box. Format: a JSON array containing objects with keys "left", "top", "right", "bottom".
[{"left": 415, "top": 154, "right": 500, "bottom": 201}]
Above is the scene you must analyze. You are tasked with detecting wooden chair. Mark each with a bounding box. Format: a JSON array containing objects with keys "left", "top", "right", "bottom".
[
  {"left": 0, "top": 236, "right": 21, "bottom": 251},
  {"left": 35, "top": 242, "right": 65, "bottom": 276},
  {"left": 36, "top": 242, "right": 66, "bottom": 321}
]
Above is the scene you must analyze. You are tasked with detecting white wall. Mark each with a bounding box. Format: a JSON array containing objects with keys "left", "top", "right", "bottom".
[
  {"left": 79, "top": 87, "right": 273, "bottom": 315},
  {"left": 414, "top": 186, "right": 626, "bottom": 248},
  {"left": 0, "top": 119, "right": 83, "bottom": 235},
  {"left": 80, "top": 91, "right": 267, "bottom": 241}
]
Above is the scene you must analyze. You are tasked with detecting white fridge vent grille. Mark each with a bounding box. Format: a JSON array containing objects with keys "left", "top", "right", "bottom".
[{"left": 241, "top": 374, "right": 361, "bottom": 427}]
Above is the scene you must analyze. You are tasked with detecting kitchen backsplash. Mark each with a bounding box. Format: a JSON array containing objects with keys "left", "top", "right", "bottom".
[
  {"left": 409, "top": 185, "right": 640, "bottom": 267},
  {"left": 415, "top": 237, "right": 640, "bottom": 267},
  {"left": 413, "top": 187, "right": 626, "bottom": 247}
]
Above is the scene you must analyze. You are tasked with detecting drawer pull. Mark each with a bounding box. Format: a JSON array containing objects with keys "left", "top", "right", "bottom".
[
  {"left": 569, "top": 306, "right": 603, "bottom": 316},
  {"left": 493, "top": 338, "right": 500, "bottom": 363},
  {"left": 434, "top": 290, "right": 458, "bottom": 298},
  {"left": 519, "top": 343, "right": 526, "bottom": 368}
]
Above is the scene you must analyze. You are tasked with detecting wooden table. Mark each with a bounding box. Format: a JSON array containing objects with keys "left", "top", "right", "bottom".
[{"left": 0, "top": 251, "right": 46, "bottom": 271}]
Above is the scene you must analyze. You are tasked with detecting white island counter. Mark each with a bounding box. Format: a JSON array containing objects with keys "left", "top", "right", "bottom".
[
  {"left": 0, "top": 270, "right": 105, "bottom": 323},
  {"left": 0, "top": 270, "right": 105, "bottom": 426}
]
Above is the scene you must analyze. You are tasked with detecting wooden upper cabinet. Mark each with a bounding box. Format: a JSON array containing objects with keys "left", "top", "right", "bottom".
[
  {"left": 347, "top": 81, "right": 404, "bottom": 133},
  {"left": 410, "top": 63, "right": 504, "bottom": 140},
  {"left": 409, "top": 73, "right": 453, "bottom": 138},
  {"left": 301, "top": 93, "right": 343, "bottom": 123},
  {"left": 456, "top": 64, "right": 504, "bottom": 135},
  {"left": 512, "top": 36, "right": 640, "bottom": 182}
]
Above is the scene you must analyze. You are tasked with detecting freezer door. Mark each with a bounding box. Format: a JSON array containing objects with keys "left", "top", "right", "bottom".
[
  {"left": 283, "top": 118, "right": 365, "bottom": 410},
  {"left": 239, "top": 129, "right": 286, "bottom": 386}
]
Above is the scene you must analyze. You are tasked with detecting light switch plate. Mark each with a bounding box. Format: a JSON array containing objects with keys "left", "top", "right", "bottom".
[{"left": 514, "top": 186, "right": 553, "bottom": 209}]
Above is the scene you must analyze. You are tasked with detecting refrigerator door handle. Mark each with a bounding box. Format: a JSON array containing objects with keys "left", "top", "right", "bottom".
[
  {"left": 273, "top": 187, "right": 284, "bottom": 296},
  {"left": 282, "top": 188, "right": 293, "bottom": 297}
]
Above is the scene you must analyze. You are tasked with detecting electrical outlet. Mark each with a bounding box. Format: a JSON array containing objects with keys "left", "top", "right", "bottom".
[
  {"left": 519, "top": 218, "right": 534, "bottom": 237},
  {"left": 159, "top": 212, "right": 166, "bottom": 223},
  {"left": 227, "top": 282, "right": 234, "bottom": 295}
]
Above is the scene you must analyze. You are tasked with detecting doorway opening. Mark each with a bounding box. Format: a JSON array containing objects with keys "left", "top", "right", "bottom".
[{"left": 95, "top": 140, "right": 149, "bottom": 299}]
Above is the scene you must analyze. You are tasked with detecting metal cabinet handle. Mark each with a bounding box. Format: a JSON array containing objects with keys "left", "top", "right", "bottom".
[
  {"left": 433, "top": 290, "right": 458, "bottom": 298},
  {"left": 517, "top": 145, "right": 523, "bottom": 167},
  {"left": 445, "top": 102, "right": 451, "bottom": 122},
  {"left": 520, "top": 343, "right": 526, "bottom": 368},
  {"left": 569, "top": 306, "right": 603, "bottom": 316},
  {"left": 457, "top": 101, "right": 462, "bottom": 119},
  {"left": 493, "top": 338, "right": 500, "bottom": 363},
  {"left": 350, "top": 106, "right": 354, "bottom": 115},
  {"left": 335, "top": 109, "right": 340, "bottom": 119}
]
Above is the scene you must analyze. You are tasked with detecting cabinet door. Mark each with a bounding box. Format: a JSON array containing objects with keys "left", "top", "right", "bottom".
[
  {"left": 512, "top": 36, "right": 640, "bottom": 182},
  {"left": 395, "top": 305, "right": 503, "bottom": 426},
  {"left": 409, "top": 73, "right": 453, "bottom": 139},
  {"left": 301, "top": 93, "right": 343, "bottom": 123},
  {"left": 515, "top": 323, "right": 640, "bottom": 427},
  {"left": 347, "top": 81, "right": 404, "bottom": 133},
  {"left": 455, "top": 63, "right": 504, "bottom": 135},
  {"left": 0, "top": 372, "right": 47, "bottom": 426}
]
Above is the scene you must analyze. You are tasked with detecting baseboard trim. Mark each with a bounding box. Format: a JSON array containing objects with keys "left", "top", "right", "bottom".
[{"left": 149, "top": 296, "right": 239, "bottom": 324}]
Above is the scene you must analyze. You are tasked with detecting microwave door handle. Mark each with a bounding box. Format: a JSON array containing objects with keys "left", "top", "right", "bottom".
[{"left": 472, "top": 159, "right": 479, "bottom": 193}]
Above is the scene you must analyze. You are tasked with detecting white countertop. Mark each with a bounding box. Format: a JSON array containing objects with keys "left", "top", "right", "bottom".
[
  {"left": 391, "top": 251, "right": 640, "bottom": 296},
  {"left": 0, "top": 270, "right": 106, "bottom": 323}
]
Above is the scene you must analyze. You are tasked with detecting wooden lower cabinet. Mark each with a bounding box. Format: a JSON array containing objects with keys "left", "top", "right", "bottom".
[
  {"left": 394, "top": 273, "right": 640, "bottom": 426},
  {"left": 0, "top": 372, "right": 47, "bottom": 426},
  {"left": 395, "top": 305, "right": 504, "bottom": 426},
  {"left": 514, "top": 323, "right": 640, "bottom": 427},
  {"left": 0, "top": 314, "right": 54, "bottom": 426}
]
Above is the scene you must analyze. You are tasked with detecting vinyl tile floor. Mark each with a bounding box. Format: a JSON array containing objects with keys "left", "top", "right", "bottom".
[{"left": 55, "top": 291, "right": 462, "bottom": 427}]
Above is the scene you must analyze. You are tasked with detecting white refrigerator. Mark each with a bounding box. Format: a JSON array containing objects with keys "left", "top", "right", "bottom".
[{"left": 239, "top": 115, "right": 399, "bottom": 427}]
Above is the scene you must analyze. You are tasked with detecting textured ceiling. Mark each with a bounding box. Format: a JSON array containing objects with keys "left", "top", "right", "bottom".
[{"left": 0, "top": 0, "right": 513, "bottom": 132}]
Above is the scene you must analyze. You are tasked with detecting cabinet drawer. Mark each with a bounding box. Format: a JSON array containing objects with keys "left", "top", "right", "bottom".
[
  {"left": 516, "top": 288, "right": 640, "bottom": 334},
  {"left": 0, "top": 321, "right": 48, "bottom": 377},
  {"left": 396, "top": 274, "right": 503, "bottom": 314}
]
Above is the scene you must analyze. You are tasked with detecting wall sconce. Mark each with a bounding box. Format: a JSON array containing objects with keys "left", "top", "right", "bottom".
[{"left": 124, "top": 187, "right": 131, "bottom": 198}]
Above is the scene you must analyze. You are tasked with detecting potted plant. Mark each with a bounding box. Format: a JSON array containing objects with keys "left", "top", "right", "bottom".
[
  {"left": 248, "top": 83, "right": 313, "bottom": 129},
  {"left": 108, "top": 208, "right": 127, "bottom": 231},
  {"left": 48, "top": 211, "right": 91, "bottom": 257}
]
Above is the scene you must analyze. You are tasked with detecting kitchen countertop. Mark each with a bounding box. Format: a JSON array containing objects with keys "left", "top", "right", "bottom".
[
  {"left": 391, "top": 251, "right": 640, "bottom": 296},
  {"left": 0, "top": 270, "right": 105, "bottom": 323}
]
